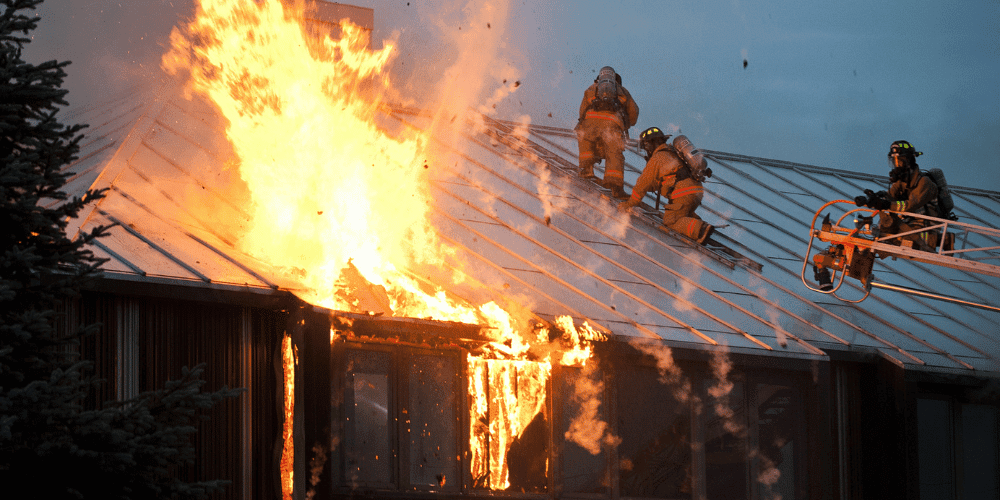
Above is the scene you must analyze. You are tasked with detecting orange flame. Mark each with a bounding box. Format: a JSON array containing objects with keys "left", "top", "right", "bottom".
[
  {"left": 163, "top": 0, "right": 444, "bottom": 312},
  {"left": 280, "top": 334, "right": 296, "bottom": 499},
  {"left": 469, "top": 356, "right": 551, "bottom": 489}
]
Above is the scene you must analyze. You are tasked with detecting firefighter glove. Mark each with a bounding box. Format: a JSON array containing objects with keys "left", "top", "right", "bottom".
[
  {"left": 868, "top": 191, "right": 890, "bottom": 210},
  {"left": 859, "top": 189, "right": 890, "bottom": 210}
]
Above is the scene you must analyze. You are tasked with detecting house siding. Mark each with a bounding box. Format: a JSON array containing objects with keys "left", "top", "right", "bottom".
[{"left": 69, "top": 286, "right": 290, "bottom": 500}]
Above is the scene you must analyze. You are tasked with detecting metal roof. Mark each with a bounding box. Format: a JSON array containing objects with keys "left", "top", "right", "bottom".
[{"left": 61, "top": 84, "right": 1000, "bottom": 375}]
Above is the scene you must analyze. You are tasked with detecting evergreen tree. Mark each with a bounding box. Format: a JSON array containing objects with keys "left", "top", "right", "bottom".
[{"left": 1, "top": 1, "right": 240, "bottom": 497}]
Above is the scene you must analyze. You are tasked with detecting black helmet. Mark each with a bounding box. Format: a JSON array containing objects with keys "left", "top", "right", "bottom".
[
  {"left": 888, "top": 140, "right": 922, "bottom": 172},
  {"left": 638, "top": 126, "right": 670, "bottom": 157}
]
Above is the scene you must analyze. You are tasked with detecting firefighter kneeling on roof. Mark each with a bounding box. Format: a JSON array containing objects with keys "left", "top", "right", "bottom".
[{"left": 618, "top": 126, "right": 715, "bottom": 244}]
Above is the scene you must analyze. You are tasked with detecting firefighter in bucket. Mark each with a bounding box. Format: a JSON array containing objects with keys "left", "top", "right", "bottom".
[
  {"left": 811, "top": 140, "right": 952, "bottom": 290},
  {"left": 852, "top": 140, "right": 953, "bottom": 251},
  {"left": 618, "top": 126, "right": 715, "bottom": 244}
]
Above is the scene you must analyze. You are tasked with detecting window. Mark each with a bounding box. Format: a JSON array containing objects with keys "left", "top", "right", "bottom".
[
  {"left": 753, "top": 384, "right": 804, "bottom": 500},
  {"left": 337, "top": 344, "right": 550, "bottom": 495},
  {"left": 961, "top": 404, "right": 999, "bottom": 499},
  {"left": 339, "top": 346, "right": 462, "bottom": 492},
  {"left": 918, "top": 397, "right": 1000, "bottom": 500},
  {"left": 407, "top": 354, "right": 459, "bottom": 491},
  {"left": 705, "top": 380, "right": 748, "bottom": 500},
  {"left": 343, "top": 349, "right": 393, "bottom": 487},
  {"left": 617, "top": 365, "right": 693, "bottom": 498},
  {"left": 612, "top": 363, "right": 808, "bottom": 500},
  {"left": 560, "top": 364, "right": 609, "bottom": 495}
]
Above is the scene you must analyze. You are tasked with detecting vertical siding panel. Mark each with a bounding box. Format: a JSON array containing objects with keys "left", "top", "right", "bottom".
[{"left": 69, "top": 289, "right": 285, "bottom": 500}]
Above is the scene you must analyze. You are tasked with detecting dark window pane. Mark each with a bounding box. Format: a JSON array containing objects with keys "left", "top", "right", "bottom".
[
  {"left": 345, "top": 350, "right": 392, "bottom": 485},
  {"left": 706, "top": 380, "right": 748, "bottom": 500},
  {"left": 962, "top": 404, "right": 998, "bottom": 499},
  {"left": 561, "top": 365, "right": 608, "bottom": 495},
  {"left": 755, "top": 384, "right": 802, "bottom": 500},
  {"left": 618, "top": 366, "right": 692, "bottom": 498},
  {"left": 918, "top": 398, "right": 955, "bottom": 500},
  {"left": 408, "top": 355, "right": 459, "bottom": 491}
]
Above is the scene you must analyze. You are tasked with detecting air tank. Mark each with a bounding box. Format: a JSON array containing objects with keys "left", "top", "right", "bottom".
[
  {"left": 672, "top": 135, "right": 708, "bottom": 176},
  {"left": 925, "top": 168, "right": 955, "bottom": 218}
]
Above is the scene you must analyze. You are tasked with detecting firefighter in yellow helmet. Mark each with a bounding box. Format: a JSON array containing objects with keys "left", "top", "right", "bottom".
[
  {"left": 576, "top": 66, "right": 639, "bottom": 199},
  {"left": 618, "top": 127, "right": 715, "bottom": 244}
]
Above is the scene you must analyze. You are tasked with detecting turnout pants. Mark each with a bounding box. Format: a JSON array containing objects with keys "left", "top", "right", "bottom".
[{"left": 576, "top": 112, "right": 626, "bottom": 187}]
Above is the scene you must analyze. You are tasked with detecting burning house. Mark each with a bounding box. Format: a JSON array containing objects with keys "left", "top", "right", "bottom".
[{"left": 50, "top": 1, "right": 1000, "bottom": 499}]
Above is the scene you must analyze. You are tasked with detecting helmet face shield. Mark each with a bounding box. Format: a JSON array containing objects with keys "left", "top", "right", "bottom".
[
  {"left": 886, "top": 140, "right": 921, "bottom": 180},
  {"left": 888, "top": 154, "right": 909, "bottom": 169}
]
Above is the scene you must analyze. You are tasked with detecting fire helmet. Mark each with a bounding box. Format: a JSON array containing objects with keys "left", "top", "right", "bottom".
[
  {"left": 638, "top": 126, "right": 670, "bottom": 157},
  {"left": 887, "top": 140, "right": 922, "bottom": 170},
  {"left": 597, "top": 66, "right": 616, "bottom": 82}
]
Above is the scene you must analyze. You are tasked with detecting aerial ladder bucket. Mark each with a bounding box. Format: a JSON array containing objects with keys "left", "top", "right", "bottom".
[{"left": 801, "top": 200, "right": 1000, "bottom": 311}]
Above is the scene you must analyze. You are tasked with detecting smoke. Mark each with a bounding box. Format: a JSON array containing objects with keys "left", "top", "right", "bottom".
[
  {"left": 502, "top": 114, "right": 574, "bottom": 225},
  {"left": 414, "top": 0, "right": 523, "bottom": 144},
  {"left": 662, "top": 122, "right": 683, "bottom": 136},
  {"left": 750, "top": 276, "right": 788, "bottom": 347},
  {"left": 304, "top": 441, "right": 330, "bottom": 500},
  {"left": 621, "top": 339, "right": 794, "bottom": 496},
  {"left": 564, "top": 361, "right": 620, "bottom": 455},
  {"left": 605, "top": 207, "right": 631, "bottom": 241},
  {"left": 707, "top": 343, "right": 789, "bottom": 498},
  {"left": 626, "top": 338, "right": 692, "bottom": 404},
  {"left": 707, "top": 346, "right": 745, "bottom": 436},
  {"left": 671, "top": 250, "right": 708, "bottom": 314},
  {"left": 755, "top": 452, "right": 783, "bottom": 500},
  {"left": 26, "top": 0, "right": 186, "bottom": 109}
]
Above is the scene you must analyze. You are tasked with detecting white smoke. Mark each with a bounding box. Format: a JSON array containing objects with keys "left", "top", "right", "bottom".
[
  {"left": 564, "top": 361, "right": 620, "bottom": 455},
  {"left": 626, "top": 338, "right": 692, "bottom": 404}
]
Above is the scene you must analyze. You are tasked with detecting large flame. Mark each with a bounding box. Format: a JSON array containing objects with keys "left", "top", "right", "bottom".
[
  {"left": 163, "top": 0, "right": 607, "bottom": 492},
  {"left": 163, "top": 0, "right": 446, "bottom": 313}
]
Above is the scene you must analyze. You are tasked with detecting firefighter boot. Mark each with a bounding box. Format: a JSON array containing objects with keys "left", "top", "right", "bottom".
[
  {"left": 813, "top": 266, "right": 833, "bottom": 291},
  {"left": 696, "top": 223, "right": 715, "bottom": 244},
  {"left": 579, "top": 162, "right": 597, "bottom": 180}
]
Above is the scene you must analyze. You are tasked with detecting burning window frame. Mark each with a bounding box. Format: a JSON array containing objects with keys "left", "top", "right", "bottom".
[{"left": 295, "top": 310, "right": 565, "bottom": 497}]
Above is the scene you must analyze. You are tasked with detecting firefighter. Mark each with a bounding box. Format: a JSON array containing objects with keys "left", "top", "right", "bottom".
[
  {"left": 617, "top": 126, "right": 714, "bottom": 244},
  {"left": 856, "top": 140, "right": 941, "bottom": 250},
  {"left": 576, "top": 66, "right": 639, "bottom": 199}
]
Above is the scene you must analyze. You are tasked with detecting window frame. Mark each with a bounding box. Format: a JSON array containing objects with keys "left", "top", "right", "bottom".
[
  {"left": 602, "top": 355, "right": 812, "bottom": 500},
  {"left": 332, "top": 340, "right": 468, "bottom": 494},
  {"left": 916, "top": 392, "right": 1000, "bottom": 500}
]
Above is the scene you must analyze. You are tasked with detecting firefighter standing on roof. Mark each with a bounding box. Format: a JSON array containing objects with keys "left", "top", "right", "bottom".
[
  {"left": 618, "top": 127, "right": 715, "bottom": 244},
  {"left": 576, "top": 66, "right": 639, "bottom": 199}
]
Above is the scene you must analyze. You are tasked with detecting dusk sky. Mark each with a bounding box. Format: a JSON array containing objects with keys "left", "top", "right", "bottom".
[{"left": 25, "top": 0, "right": 1000, "bottom": 191}]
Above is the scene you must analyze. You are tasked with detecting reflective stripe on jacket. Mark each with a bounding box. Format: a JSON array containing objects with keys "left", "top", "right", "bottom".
[
  {"left": 629, "top": 144, "right": 684, "bottom": 203},
  {"left": 670, "top": 184, "right": 704, "bottom": 200},
  {"left": 888, "top": 169, "right": 939, "bottom": 217}
]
